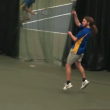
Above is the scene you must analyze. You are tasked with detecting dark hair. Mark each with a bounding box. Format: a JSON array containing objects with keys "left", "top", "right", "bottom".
[{"left": 84, "top": 16, "right": 98, "bottom": 35}]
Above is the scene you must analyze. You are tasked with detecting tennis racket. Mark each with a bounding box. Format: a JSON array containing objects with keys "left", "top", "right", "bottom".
[{"left": 41, "top": 8, "right": 52, "bottom": 16}]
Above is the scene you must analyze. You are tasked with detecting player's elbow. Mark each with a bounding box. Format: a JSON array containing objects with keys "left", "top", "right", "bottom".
[
  {"left": 77, "top": 23, "right": 81, "bottom": 27},
  {"left": 74, "top": 37, "right": 78, "bottom": 42}
]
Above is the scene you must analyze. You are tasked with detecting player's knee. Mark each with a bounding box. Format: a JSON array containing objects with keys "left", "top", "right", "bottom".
[
  {"left": 65, "top": 63, "right": 71, "bottom": 68},
  {"left": 75, "top": 61, "right": 81, "bottom": 68}
]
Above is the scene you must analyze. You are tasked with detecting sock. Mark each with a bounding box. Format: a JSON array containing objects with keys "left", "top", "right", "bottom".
[
  {"left": 82, "top": 78, "right": 86, "bottom": 82},
  {"left": 67, "top": 81, "right": 70, "bottom": 85}
]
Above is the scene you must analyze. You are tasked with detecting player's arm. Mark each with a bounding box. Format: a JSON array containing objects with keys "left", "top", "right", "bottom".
[
  {"left": 26, "top": 7, "right": 35, "bottom": 14},
  {"left": 68, "top": 31, "right": 78, "bottom": 42},
  {"left": 72, "top": 11, "right": 81, "bottom": 27},
  {"left": 68, "top": 31, "right": 87, "bottom": 42}
]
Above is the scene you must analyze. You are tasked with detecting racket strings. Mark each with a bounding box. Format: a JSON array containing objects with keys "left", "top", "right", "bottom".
[{"left": 41, "top": 8, "right": 52, "bottom": 16}]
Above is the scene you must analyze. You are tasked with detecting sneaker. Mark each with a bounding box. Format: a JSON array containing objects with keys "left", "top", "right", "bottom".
[
  {"left": 63, "top": 83, "right": 73, "bottom": 90},
  {"left": 80, "top": 80, "right": 89, "bottom": 89}
]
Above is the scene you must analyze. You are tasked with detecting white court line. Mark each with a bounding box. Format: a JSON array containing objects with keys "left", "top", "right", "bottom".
[
  {"left": 33, "top": 3, "right": 73, "bottom": 12},
  {"left": 23, "top": 28, "right": 67, "bottom": 35},
  {"left": 23, "top": 13, "right": 71, "bottom": 24}
]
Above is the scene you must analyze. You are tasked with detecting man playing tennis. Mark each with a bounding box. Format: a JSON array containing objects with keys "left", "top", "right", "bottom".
[
  {"left": 63, "top": 11, "right": 98, "bottom": 90},
  {"left": 20, "top": 0, "right": 36, "bottom": 25}
]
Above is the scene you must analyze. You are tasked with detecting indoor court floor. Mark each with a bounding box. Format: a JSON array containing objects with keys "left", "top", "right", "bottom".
[{"left": 0, "top": 55, "right": 110, "bottom": 110}]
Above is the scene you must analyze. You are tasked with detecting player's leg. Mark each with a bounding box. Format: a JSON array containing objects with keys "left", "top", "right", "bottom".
[
  {"left": 63, "top": 49, "right": 79, "bottom": 90},
  {"left": 20, "top": 11, "right": 30, "bottom": 23},
  {"left": 75, "top": 54, "right": 89, "bottom": 89}
]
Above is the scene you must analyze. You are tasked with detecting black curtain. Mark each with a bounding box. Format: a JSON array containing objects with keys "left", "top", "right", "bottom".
[
  {"left": 62, "top": 0, "right": 110, "bottom": 71},
  {"left": 0, "top": 0, "right": 19, "bottom": 57}
]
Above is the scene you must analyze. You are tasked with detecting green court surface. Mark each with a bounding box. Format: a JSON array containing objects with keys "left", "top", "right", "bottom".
[{"left": 0, "top": 55, "right": 110, "bottom": 110}]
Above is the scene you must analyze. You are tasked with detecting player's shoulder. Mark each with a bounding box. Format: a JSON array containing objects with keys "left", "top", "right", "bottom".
[
  {"left": 83, "top": 27, "right": 91, "bottom": 33},
  {"left": 78, "top": 28, "right": 91, "bottom": 37}
]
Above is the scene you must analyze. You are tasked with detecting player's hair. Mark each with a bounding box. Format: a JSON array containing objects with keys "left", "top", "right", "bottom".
[{"left": 84, "top": 16, "right": 98, "bottom": 35}]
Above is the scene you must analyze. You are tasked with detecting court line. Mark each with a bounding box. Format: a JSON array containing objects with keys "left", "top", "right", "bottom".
[
  {"left": 23, "top": 28, "right": 67, "bottom": 35},
  {"left": 23, "top": 13, "right": 71, "bottom": 24},
  {"left": 33, "top": 3, "right": 73, "bottom": 12}
]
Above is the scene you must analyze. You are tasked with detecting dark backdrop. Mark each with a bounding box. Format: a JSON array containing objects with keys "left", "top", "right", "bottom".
[
  {"left": 62, "top": 0, "right": 110, "bottom": 71},
  {"left": 0, "top": 0, "right": 19, "bottom": 57}
]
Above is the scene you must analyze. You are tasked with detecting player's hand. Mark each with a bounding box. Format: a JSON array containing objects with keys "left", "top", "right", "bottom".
[
  {"left": 72, "top": 11, "right": 76, "bottom": 16},
  {"left": 68, "top": 31, "right": 72, "bottom": 36},
  {"left": 31, "top": 12, "right": 36, "bottom": 15}
]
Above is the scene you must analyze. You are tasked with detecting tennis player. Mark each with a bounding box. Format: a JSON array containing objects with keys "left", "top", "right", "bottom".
[
  {"left": 63, "top": 11, "right": 98, "bottom": 90},
  {"left": 20, "top": 0, "right": 36, "bottom": 26}
]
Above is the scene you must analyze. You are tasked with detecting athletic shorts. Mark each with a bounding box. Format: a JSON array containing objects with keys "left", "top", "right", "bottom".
[
  {"left": 20, "top": 10, "right": 30, "bottom": 20},
  {"left": 67, "top": 49, "right": 84, "bottom": 65},
  {"left": 20, "top": 4, "right": 31, "bottom": 20}
]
